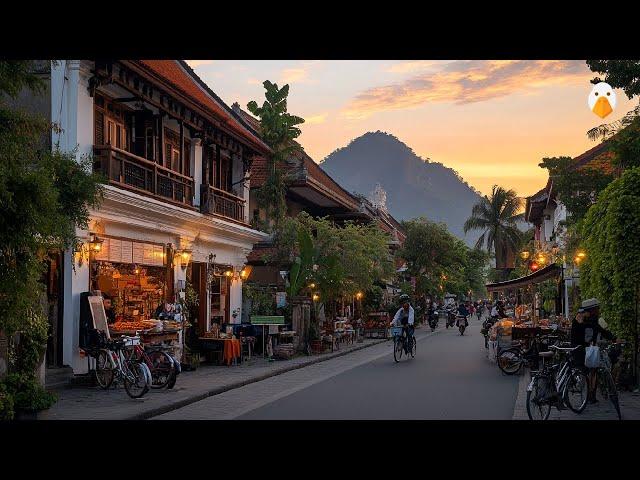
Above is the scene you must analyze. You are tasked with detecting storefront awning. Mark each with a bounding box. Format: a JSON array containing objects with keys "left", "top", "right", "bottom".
[{"left": 485, "top": 264, "right": 561, "bottom": 293}]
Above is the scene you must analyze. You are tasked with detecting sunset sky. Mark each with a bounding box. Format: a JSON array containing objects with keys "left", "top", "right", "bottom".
[{"left": 187, "top": 60, "right": 637, "bottom": 198}]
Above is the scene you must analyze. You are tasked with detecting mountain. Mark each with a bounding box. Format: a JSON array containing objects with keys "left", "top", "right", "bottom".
[{"left": 320, "top": 131, "right": 483, "bottom": 246}]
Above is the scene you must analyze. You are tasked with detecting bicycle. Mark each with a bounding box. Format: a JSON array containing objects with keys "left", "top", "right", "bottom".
[
  {"left": 391, "top": 325, "right": 416, "bottom": 363},
  {"left": 497, "top": 334, "right": 560, "bottom": 375},
  {"left": 594, "top": 342, "right": 624, "bottom": 420},
  {"left": 124, "top": 340, "right": 179, "bottom": 389},
  {"left": 526, "top": 344, "right": 588, "bottom": 420},
  {"left": 94, "top": 335, "right": 152, "bottom": 399}
]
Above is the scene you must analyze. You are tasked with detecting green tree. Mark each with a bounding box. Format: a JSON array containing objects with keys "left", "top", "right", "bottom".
[
  {"left": 247, "top": 81, "right": 305, "bottom": 229},
  {"left": 587, "top": 60, "right": 640, "bottom": 99},
  {"left": 274, "top": 213, "right": 393, "bottom": 317},
  {"left": 586, "top": 61, "right": 640, "bottom": 171},
  {"left": 0, "top": 61, "right": 103, "bottom": 418},
  {"left": 464, "top": 185, "right": 523, "bottom": 272},
  {"left": 399, "top": 218, "right": 476, "bottom": 297},
  {"left": 538, "top": 156, "right": 614, "bottom": 224},
  {"left": 580, "top": 167, "right": 640, "bottom": 342}
]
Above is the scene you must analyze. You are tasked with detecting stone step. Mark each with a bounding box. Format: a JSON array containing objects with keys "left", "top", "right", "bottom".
[{"left": 45, "top": 367, "right": 74, "bottom": 390}]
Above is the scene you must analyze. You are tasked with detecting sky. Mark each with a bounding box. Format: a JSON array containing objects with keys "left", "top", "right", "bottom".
[{"left": 186, "top": 60, "right": 637, "bottom": 198}]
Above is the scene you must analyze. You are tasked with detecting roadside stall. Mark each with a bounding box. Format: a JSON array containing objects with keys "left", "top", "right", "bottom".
[
  {"left": 485, "top": 264, "right": 568, "bottom": 362},
  {"left": 364, "top": 312, "right": 390, "bottom": 339}
]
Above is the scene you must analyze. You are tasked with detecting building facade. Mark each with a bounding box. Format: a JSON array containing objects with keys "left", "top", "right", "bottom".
[{"left": 49, "top": 60, "right": 269, "bottom": 374}]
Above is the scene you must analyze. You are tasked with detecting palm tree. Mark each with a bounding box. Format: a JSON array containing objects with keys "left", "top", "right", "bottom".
[{"left": 464, "top": 185, "right": 524, "bottom": 272}]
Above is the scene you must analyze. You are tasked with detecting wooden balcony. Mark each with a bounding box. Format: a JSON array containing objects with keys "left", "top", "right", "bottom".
[
  {"left": 200, "top": 184, "right": 246, "bottom": 224},
  {"left": 93, "top": 145, "right": 194, "bottom": 208}
]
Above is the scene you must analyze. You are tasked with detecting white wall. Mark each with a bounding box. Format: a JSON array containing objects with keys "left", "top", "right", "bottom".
[{"left": 52, "top": 61, "right": 95, "bottom": 372}]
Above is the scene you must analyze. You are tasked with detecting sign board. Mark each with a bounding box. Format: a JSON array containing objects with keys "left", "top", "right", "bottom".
[
  {"left": 250, "top": 315, "right": 285, "bottom": 325},
  {"left": 95, "top": 236, "right": 164, "bottom": 267},
  {"left": 88, "top": 295, "right": 111, "bottom": 339},
  {"left": 276, "top": 291, "right": 287, "bottom": 308}
]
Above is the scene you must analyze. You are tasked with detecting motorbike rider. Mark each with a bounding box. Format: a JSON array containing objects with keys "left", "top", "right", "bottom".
[
  {"left": 457, "top": 302, "right": 470, "bottom": 327},
  {"left": 391, "top": 294, "right": 415, "bottom": 352}
]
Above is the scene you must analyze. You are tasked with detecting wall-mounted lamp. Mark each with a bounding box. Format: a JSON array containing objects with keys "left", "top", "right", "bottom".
[
  {"left": 89, "top": 233, "right": 104, "bottom": 253},
  {"left": 74, "top": 242, "right": 89, "bottom": 267},
  {"left": 134, "top": 264, "right": 141, "bottom": 275},
  {"left": 178, "top": 249, "right": 192, "bottom": 271},
  {"left": 312, "top": 293, "right": 320, "bottom": 302},
  {"left": 240, "top": 266, "right": 252, "bottom": 280}
]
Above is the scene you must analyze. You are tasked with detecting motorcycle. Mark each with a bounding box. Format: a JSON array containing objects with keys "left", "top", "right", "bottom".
[
  {"left": 446, "top": 310, "right": 456, "bottom": 329},
  {"left": 456, "top": 315, "right": 467, "bottom": 335},
  {"left": 429, "top": 311, "right": 439, "bottom": 332}
]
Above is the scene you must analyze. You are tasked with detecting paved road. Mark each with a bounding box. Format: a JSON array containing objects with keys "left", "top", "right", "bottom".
[{"left": 155, "top": 318, "right": 519, "bottom": 420}]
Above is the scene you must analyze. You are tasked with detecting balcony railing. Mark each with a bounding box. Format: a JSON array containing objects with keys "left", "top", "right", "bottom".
[
  {"left": 94, "top": 145, "right": 194, "bottom": 208},
  {"left": 200, "top": 184, "right": 246, "bottom": 224}
]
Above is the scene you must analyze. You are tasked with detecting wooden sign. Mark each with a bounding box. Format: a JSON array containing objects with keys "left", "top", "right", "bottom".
[{"left": 88, "top": 295, "right": 111, "bottom": 339}]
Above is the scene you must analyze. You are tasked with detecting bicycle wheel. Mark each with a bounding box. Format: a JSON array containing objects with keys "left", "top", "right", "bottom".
[
  {"left": 393, "top": 337, "right": 403, "bottom": 363},
  {"left": 603, "top": 370, "right": 622, "bottom": 420},
  {"left": 94, "top": 350, "right": 114, "bottom": 389},
  {"left": 147, "top": 350, "right": 175, "bottom": 389},
  {"left": 123, "top": 361, "right": 151, "bottom": 398},
  {"left": 410, "top": 337, "right": 416, "bottom": 358},
  {"left": 563, "top": 368, "right": 588, "bottom": 414},
  {"left": 497, "top": 348, "right": 522, "bottom": 375},
  {"left": 526, "top": 376, "right": 552, "bottom": 420}
]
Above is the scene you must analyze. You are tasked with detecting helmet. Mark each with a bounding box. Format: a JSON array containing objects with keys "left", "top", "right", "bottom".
[{"left": 399, "top": 294, "right": 410, "bottom": 303}]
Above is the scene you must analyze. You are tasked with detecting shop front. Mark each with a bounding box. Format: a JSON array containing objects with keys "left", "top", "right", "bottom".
[{"left": 485, "top": 264, "right": 571, "bottom": 363}]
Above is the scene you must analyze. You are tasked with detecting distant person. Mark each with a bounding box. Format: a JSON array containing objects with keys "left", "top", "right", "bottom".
[{"left": 102, "top": 293, "right": 116, "bottom": 324}]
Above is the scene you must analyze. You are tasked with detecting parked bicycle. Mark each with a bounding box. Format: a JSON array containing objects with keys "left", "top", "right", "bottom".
[
  {"left": 392, "top": 326, "right": 416, "bottom": 363},
  {"left": 124, "top": 340, "right": 180, "bottom": 389},
  {"left": 526, "top": 344, "right": 588, "bottom": 420},
  {"left": 94, "top": 335, "right": 152, "bottom": 399},
  {"left": 594, "top": 342, "right": 624, "bottom": 420},
  {"left": 497, "top": 334, "right": 560, "bottom": 375}
]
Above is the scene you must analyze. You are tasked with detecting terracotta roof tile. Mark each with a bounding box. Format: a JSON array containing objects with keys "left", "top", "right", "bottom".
[{"left": 134, "top": 60, "right": 269, "bottom": 153}]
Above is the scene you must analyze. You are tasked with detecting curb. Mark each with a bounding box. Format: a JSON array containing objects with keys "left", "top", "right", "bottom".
[
  {"left": 135, "top": 337, "right": 390, "bottom": 420},
  {"left": 512, "top": 367, "right": 530, "bottom": 420}
]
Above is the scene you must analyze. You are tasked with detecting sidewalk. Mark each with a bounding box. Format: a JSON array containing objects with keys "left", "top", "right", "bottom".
[
  {"left": 512, "top": 368, "right": 640, "bottom": 420},
  {"left": 38, "top": 337, "right": 389, "bottom": 420}
]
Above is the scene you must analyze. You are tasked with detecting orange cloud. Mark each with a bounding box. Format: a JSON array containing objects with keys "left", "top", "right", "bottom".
[
  {"left": 304, "top": 112, "right": 329, "bottom": 125},
  {"left": 344, "top": 60, "right": 589, "bottom": 119},
  {"left": 280, "top": 67, "right": 309, "bottom": 84},
  {"left": 385, "top": 61, "right": 443, "bottom": 74}
]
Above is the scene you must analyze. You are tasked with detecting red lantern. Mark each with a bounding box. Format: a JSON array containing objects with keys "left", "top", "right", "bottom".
[{"left": 529, "top": 261, "right": 539, "bottom": 272}]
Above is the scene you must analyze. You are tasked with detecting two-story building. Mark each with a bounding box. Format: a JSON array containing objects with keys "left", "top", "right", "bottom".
[
  {"left": 48, "top": 60, "right": 270, "bottom": 375},
  {"left": 524, "top": 141, "right": 614, "bottom": 315}
]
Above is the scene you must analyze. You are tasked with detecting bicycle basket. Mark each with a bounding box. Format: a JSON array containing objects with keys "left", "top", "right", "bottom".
[
  {"left": 122, "top": 335, "right": 141, "bottom": 347},
  {"left": 391, "top": 326, "right": 403, "bottom": 337}
]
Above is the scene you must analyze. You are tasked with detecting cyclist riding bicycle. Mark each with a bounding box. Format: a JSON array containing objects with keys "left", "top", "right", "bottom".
[{"left": 391, "top": 294, "right": 415, "bottom": 353}]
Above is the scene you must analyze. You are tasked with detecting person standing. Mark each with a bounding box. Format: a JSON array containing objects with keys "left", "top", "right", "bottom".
[{"left": 570, "top": 299, "right": 615, "bottom": 403}]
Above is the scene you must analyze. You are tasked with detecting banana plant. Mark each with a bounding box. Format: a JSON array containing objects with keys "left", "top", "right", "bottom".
[{"left": 287, "top": 226, "right": 315, "bottom": 298}]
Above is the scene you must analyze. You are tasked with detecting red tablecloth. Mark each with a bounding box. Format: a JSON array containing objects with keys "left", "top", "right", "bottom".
[{"left": 223, "top": 338, "right": 241, "bottom": 365}]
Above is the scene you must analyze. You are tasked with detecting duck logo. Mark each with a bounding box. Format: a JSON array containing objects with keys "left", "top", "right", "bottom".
[{"left": 588, "top": 82, "right": 616, "bottom": 119}]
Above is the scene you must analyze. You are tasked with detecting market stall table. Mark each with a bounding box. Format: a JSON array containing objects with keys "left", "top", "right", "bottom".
[{"left": 198, "top": 337, "right": 242, "bottom": 366}]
